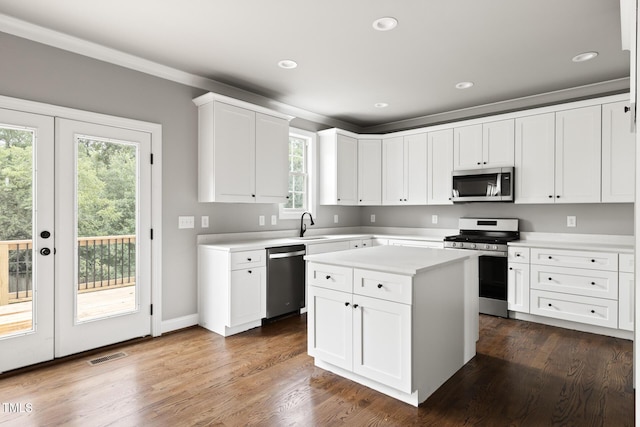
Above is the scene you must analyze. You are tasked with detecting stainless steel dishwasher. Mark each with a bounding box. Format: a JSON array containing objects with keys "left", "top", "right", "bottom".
[{"left": 265, "top": 244, "right": 306, "bottom": 320}]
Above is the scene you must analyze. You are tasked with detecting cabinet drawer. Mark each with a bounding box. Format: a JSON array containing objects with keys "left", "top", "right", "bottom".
[
  {"left": 353, "top": 269, "right": 412, "bottom": 304},
  {"left": 230, "top": 250, "right": 266, "bottom": 270},
  {"left": 530, "top": 265, "right": 618, "bottom": 300},
  {"left": 307, "top": 262, "right": 353, "bottom": 292},
  {"left": 508, "top": 247, "right": 529, "bottom": 263},
  {"left": 619, "top": 253, "right": 634, "bottom": 273},
  {"left": 530, "top": 289, "right": 618, "bottom": 329},
  {"left": 530, "top": 248, "right": 617, "bottom": 271}
]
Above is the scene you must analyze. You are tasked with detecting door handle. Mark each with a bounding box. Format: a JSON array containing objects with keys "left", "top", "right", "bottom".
[{"left": 40, "top": 248, "right": 51, "bottom": 256}]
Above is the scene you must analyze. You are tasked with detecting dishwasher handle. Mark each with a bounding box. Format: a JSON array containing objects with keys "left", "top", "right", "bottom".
[{"left": 268, "top": 250, "right": 306, "bottom": 259}]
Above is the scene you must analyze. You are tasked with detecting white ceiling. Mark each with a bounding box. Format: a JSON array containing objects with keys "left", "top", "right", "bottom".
[{"left": 0, "top": 0, "right": 631, "bottom": 129}]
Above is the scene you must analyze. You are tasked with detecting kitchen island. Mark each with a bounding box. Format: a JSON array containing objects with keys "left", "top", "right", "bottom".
[{"left": 305, "top": 245, "right": 479, "bottom": 406}]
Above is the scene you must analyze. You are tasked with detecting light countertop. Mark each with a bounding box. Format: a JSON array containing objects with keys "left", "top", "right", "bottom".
[
  {"left": 304, "top": 245, "right": 477, "bottom": 276},
  {"left": 509, "top": 239, "right": 634, "bottom": 254}
]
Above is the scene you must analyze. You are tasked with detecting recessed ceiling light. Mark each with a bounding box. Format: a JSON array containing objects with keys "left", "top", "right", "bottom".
[
  {"left": 374, "top": 102, "right": 389, "bottom": 108},
  {"left": 278, "top": 59, "right": 298, "bottom": 69},
  {"left": 372, "top": 17, "right": 398, "bottom": 31},
  {"left": 572, "top": 51, "right": 598, "bottom": 62},
  {"left": 455, "top": 81, "right": 474, "bottom": 89}
]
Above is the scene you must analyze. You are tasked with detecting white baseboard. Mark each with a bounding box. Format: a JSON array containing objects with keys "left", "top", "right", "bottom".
[{"left": 161, "top": 313, "right": 199, "bottom": 334}]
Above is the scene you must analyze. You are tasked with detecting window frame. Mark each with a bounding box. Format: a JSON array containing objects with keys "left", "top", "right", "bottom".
[{"left": 279, "top": 128, "right": 316, "bottom": 220}]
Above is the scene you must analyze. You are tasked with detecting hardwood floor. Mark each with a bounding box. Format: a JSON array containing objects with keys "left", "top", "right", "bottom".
[{"left": 0, "top": 314, "right": 633, "bottom": 426}]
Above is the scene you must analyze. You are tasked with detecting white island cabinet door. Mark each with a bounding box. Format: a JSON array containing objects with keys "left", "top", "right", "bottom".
[
  {"left": 508, "top": 262, "right": 530, "bottom": 313},
  {"left": 352, "top": 294, "right": 412, "bottom": 393},
  {"left": 212, "top": 101, "right": 256, "bottom": 202},
  {"left": 255, "top": 113, "right": 289, "bottom": 203},
  {"left": 308, "top": 286, "right": 353, "bottom": 371}
]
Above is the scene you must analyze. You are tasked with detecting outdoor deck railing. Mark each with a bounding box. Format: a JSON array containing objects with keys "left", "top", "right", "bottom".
[{"left": 0, "top": 235, "right": 136, "bottom": 305}]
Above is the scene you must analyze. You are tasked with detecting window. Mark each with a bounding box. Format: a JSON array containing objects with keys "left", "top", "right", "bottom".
[{"left": 279, "top": 128, "right": 315, "bottom": 220}]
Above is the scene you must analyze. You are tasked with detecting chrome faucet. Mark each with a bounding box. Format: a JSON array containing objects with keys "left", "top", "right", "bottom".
[{"left": 300, "top": 211, "right": 315, "bottom": 237}]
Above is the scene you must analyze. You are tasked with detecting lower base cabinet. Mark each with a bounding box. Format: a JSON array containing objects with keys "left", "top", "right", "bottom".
[
  {"left": 307, "top": 257, "right": 477, "bottom": 406},
  {"left": 308, "top": 286, "right": 411, "bottom": 393}
]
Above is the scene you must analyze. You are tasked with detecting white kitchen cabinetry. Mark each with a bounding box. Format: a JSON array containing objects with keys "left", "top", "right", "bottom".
[
  {"left": 515, "top": 106, "right": 602, "bottom": 204},
  {"left": 619, "top": 253, "right": 635, "bottom": 331},
  {"left": 453, "top": 120, "right": 514, "bottom": 170},
  {"left": 193, "top": 93, "right": 292, "bottom": 203},
  {"left": 508, "top": 247, "right": 530, "bottom": 313},
  {"left": 555, "top": 106, "right": 602, "bottom": 203},
  {"left": 198, "top": 246, "right": 266, "bottom": 337},
  {"left": 382, "top": 133, "right": 427, "bottom": 205},
  {"left": 349, "top": 239, "right": 373, "bottom": 249},
  {"left": 602, "top": 101, "right": 635, "bottom": 203},
  {"left": 427, "top": 129, "right": 454, "bottom": 205},
  {"left": 527, "top": 247, "right": 619, "bottom": 329},
  {"left": 514, "top": 113, "right": 556, "bottom": 204},
  {"left": 318, "top": 129, "right": 358, "bottom": 205},
  {"left": 357, "top": 138, "right": 382, "bottom": 205}
]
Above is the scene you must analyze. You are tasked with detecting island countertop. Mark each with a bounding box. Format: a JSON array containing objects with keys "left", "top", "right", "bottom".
[{"left": 304, "top": 245, "right": 477, "bottom": 276}]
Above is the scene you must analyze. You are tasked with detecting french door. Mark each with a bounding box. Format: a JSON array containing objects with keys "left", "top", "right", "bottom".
[{"left": 0, "top": 109, "right": 152, "bottom": 372}]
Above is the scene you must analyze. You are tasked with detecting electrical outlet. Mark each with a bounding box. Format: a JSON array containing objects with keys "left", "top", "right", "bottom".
[
  {"left": 271, "top": 215, "right": 277, "bottom": 225},
  {"left": 334, "top": 214, "right": 339, "bottom": 223},
  {"left": 201, "top": 216, "right": 209, "bottom": 228},
  {"left": 432, "top": 215, "right": 438, "bottom": 224},
  {"left": 370, "top": 214, "right": 376, "bottom": 223},
  {"left": 567, "top": 216, "right": 577, "bottom": 227},
  {"left": 259, "top": 215, "right": 265, "bottom": 226},
  {"left": 178, "top": 216, "right": 195, "bottom": 229}
]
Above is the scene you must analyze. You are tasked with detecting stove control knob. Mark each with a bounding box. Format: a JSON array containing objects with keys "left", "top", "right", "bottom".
[
  {"left": 451, "top": 242, "right": 457, "bottom": 247},
  {"left": 492, "top": 245, "right": 498, "bottom": 250},
  {"left": 484, "top": 244, "right": 490, "bottom": 250},
  {"left": 470, "top": 243, "right": 476, "bottom": 249}
]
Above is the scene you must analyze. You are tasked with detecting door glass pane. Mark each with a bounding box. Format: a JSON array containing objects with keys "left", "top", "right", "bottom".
[
  {"left": 76, "top": 136, "right": 138, "bottom": 322},
  {"left": 0, "top": 126, "right": 34, "bottom": 337}
]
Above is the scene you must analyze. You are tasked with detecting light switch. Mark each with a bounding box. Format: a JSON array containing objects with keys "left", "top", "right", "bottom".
[
  {"left": 259, "top": 215, "right": 265, "bottom": 226},
  {"left": 334, "top": 214, "right": 339, "bottom": 223},
  {"left": 178, "top": 216, "right": 195, "bottom": 229},
  {"left": 271, "top": 215, "right": 277, "bottom": 225},
  {"left": 370, "top": 214, "right": 376, "bottom": 223},
  {"left": 567, "top": 216, "right": 577, "bottom": 227},
  {"left": 201, "top": 216, "right": 209, "bottom": 228},
  {"left": 432, "top": 215, "right": 438, "bottom": 224}
]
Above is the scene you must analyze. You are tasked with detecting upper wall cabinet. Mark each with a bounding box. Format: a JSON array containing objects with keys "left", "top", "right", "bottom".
[
  {"left": 602, "top": 101, "right": 635, "bottom": 203},
  {"left": 515, "top": 106, "right": 602, "bottom": 204},
  {"left": 453, "top": 120, "right": 515, "bottom": 170},
  {"left": 193, "top": 93, "right": 293, "bottom": 203},
  {"left": 382, "top": 133, "right": 427, "bottom": 205},
  {"left": 555, "top": 105, "right": 602, "bottom": 203},
  {"left": 318, "top": 129, "right": 359, "bottom": 205},
  {"left": 427, "top": 129, "right": 454, "bottom": 205},
  {"left": 358, "top": 138, "right": 382, "bottom": 205}
]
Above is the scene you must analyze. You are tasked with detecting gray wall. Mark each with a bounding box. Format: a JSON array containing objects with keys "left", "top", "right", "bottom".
[
  {"left": 0, "top": 32, "right": 633, "bottom": 325},
  {"left": 360, "top": 203, "right": 634, "bottom": 235}
]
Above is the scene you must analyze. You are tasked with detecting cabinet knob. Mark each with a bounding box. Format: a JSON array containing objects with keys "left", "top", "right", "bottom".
[
  {"left": 625, "top": 106, "right": 631, "bottom": 113},
  {"left": 247, "top": 258, "right": 252, "bottom": 261},
  {"left": 548, "top": 195, "right": 553, "bottom": 198},
  {"left": 556, "top": 195, "right": 560, "bottom": 198},
  {"left": 591, "top": 281, "right": 596, "bottom": 285},
  {"left": 345, "top": 302, "right": 350, "bottom": 307},
  {"left": 516, "top": 253, "right": 521, "bottom": 257},
  {"left": 548, "top": 256, "right": 553, "bottom": 259},
  {"left": 248, "top": 270, "right": 252, "bottom": 274},
  {"left": 354, "top": 245, "right": 359, "bottom": 248},
  {"left": 353, "top": 304, "right": 359, "bottom": 309},
  {"left": 548, "top": 277, "right": 552, "bottom": 281},
  {"left": 590, "top": 259, "right": 596, "bottom": 263},
  {"left": 509, "top": 267, "right": 513, "bottom": 270},
  {"left": 377, "top": 283, "right": 383, "bottom": 289},
  {"left": 477, "top": 162, "right": 481, "bottom": 165},
  {"left": 590, "top": 309, "right": 595, "bottom": 314},
  {"left": 404, "top": 199, "right": 407, "bottom": 201},
  {"left": 325, "top": 275, "right": 331, "bottom": 280},
  {"left": 483, "top": 161, "right": 487, "bottom": 164},
  {"left": 359, "top": 199, "right": 362, "bottom": 202},
  {"left": 252, "top": 194, "right": 255, "bottom": 198},
  {"left": 548, "top": 303, "right": 552, "bottom": 307}
]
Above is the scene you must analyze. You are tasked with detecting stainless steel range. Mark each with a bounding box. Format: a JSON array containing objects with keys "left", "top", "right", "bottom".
[{"left": 444, "top": 218, "right": 519, "bottom": 318}]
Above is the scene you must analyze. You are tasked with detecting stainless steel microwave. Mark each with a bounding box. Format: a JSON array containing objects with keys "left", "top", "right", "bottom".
[{"left": 451, "top": 167, "right": 514, "bottom": 202}]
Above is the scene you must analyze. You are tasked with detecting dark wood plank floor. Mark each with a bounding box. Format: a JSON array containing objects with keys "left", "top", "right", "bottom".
[{"left": 0, "top": 314, "right": 634, "bottom": 426}]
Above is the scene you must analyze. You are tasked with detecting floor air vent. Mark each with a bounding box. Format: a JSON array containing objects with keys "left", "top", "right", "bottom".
[{"left": 87, "top": 351, "right": 128, "bottom": 366}]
